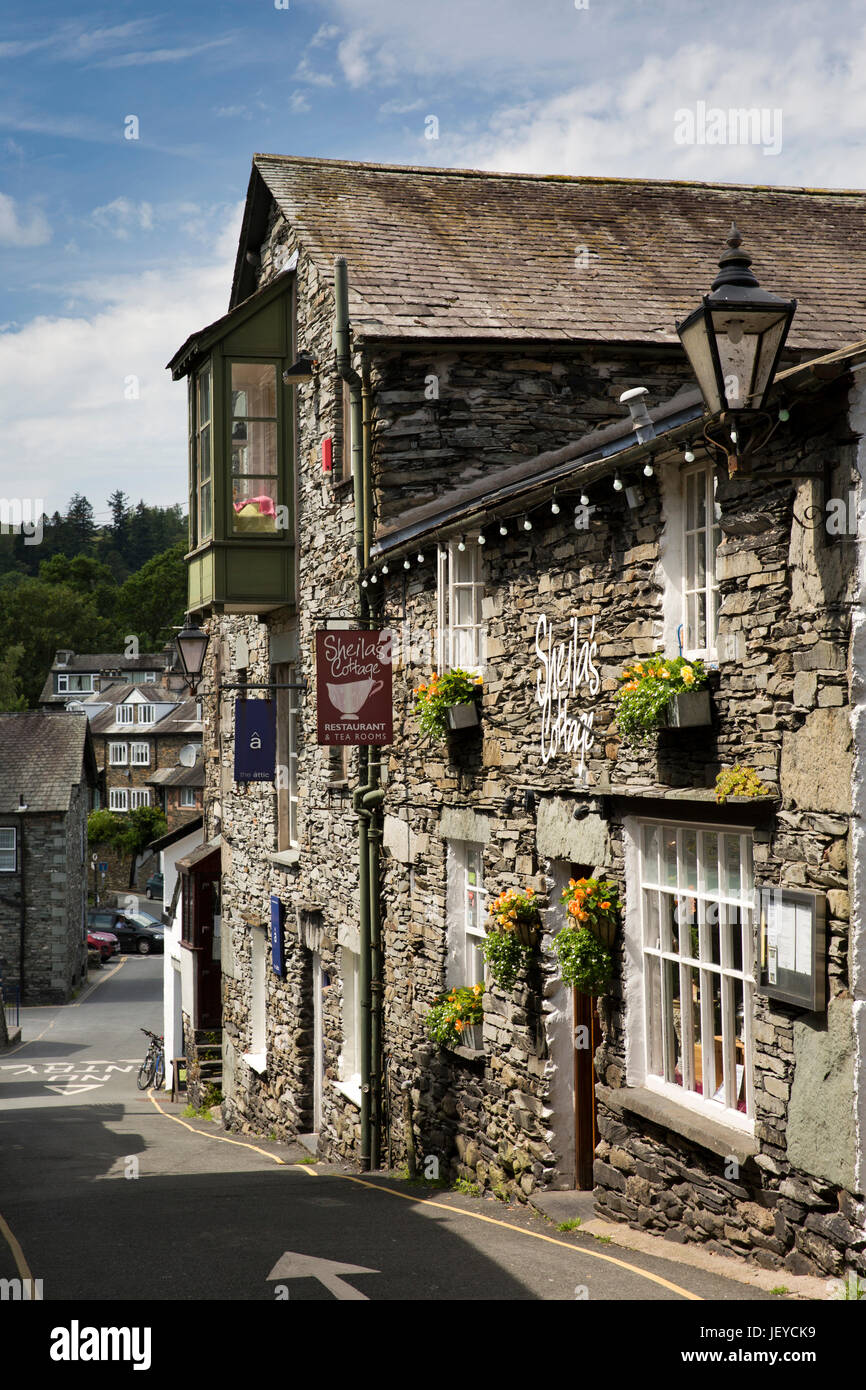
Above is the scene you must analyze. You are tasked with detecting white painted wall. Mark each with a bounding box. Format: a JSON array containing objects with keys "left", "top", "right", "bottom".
[{"left": 160, "top": 824, "right": 204, "bottom": 1087}]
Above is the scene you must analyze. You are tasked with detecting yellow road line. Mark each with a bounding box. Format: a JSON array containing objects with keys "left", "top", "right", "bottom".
[
  {"left": 0, "top": 1209, "right": 33, "bottom": 1283},
  {"left": 150, "top": 1102, "right": 701, "bottom": 1299},
  {"left": 71, "top": 957, "right": 127, "bottom": 1007}
]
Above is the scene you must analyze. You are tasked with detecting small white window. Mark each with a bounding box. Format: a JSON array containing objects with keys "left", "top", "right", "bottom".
[
  {"left": 0, "top": 827, "right": 17, "bottom": 872},
  {"left": 179, "top": 787, "right": 196, "bottom": 807},
  {"left": 116, "top": 705, "right": 134, "bottom": 725},
  {"left": 56, "top": 674, "right": 68, "bottom": 692},
  {"left": 445, "top": 840, "right": 486, "bottom": 987},
  {"left": 130, "top": 788, "right": 150, "bottom": 809},
  {"left": 144, "top": 671, "right": 157, "bottom": 683},
  {"left": 244, "top": 926, "right": 267, "bottom": 1072},
  {"left": 138, "top": 704, "right": 156, "bottom": 725},
  {"left": 109, "top": 788, "right": 129, "bottom": 811},
  {"left": 437, "top": 541, "right": 485, "bottom": 673},
  {"left": 682, "top": 465, "right": 720, "bottom": 661},
  {"left": 108, "top": 743, "right": 128, "bottom": 765},
  {"left": 130, "top": 742, "right": 150, "bottom": 766}
]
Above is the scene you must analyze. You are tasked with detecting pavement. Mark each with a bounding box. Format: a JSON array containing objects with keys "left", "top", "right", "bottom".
[{"left": 0, "top": 955, "right": 833, "bottom": 1304}]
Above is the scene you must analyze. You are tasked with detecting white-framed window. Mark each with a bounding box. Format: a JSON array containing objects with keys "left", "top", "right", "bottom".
[
  {"left": 109, "top": 788, "right": 129, "bottom": 811},
  {"left": 130, "top": 742, "right": 150, "bottom": 766},
  {"left": 130, "top": 788, "right": 150, "bottom": 809},
  {"left": 339, "top": 948, "right": 361, "bottom": 1096},
  {"left": 144, "top": 671, "right": 157, "bottom": 683},
  {"left": 137, "top": 704, "right": 156, "bottom": 725},
  {"left": 179, "top": 787, "right": 197, "bottom": 807},
  {"left": 116, "top": 704, "right": 134, "bottom": 725},
  {"left": 445, "top": 840, "right": 486, "bottom": 986},
  {"left": 275, "top": 660, "right": 300, "bottom": 850},
  {"left": 108, "top": 743, "right": 128, "bottom": 765},
  {"left": 56, "top": 673, "right": 93, "bottom": 693},
  {"left": 437, "top": 541, "right": 485, "bottom": 673},
  {"left": 635, "top": 819, "right": 755, "bottom": 1129},
  {"left": 244, "top": 925, "right": 268, "bottom": 1073},
  {"left": 682, "top": 464, "right": 720, "bottom": 661},
  {"left": 56, "top": 673, "right": 68, "bottom": 692},
  {"left": 0, "top": 827, "right": 17, "bottom": 872}
]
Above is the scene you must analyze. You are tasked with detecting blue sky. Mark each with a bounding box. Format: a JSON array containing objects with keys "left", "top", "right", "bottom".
[{"left": 1, "top": 0, "right": 864, "bottom": 519}]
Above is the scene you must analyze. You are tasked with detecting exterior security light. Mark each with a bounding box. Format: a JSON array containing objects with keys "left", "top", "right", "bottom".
[
  {"left": 403, "top": 558, "right": 411, "bottom": 570},
  {"left": 175, "top": 616, "right": 209, "bottom": 694},
  {"left": 523, "top": 516, "right": 532, "bottom": 531},
  {"left": 580, "top": 492, "right": 589, "bottom": 507},
  {"left": 416, "top": 551, "right": 424, "bottom": 563},
  {"left": 477, "top": 532, "right": 486, "bottom": 545},
  {"left": 499, "top": 521, "right": 508, "bottom": 536},
  {"left": 612, "top": 473, "right": 624, "bottom": 492},
  {"left": 282, "top": 351, "right": 319, "bottom": 383},
  {"left": 457, "top": 536, "right": 466, "bottom": 551},
  {"left": 684, "top": 448, "right": 696, "bottom": 463},
  {"left": 676, "top": 224, "right": 796, "bottom": 419},
  {"left": 643, "top": 460, "right": 655, "bottom": 477}
]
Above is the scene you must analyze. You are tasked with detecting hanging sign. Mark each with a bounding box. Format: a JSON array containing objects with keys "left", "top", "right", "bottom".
[
  {"left": 316, "top": 630, "right": 393, "bottom": 746},
  {"left": 270, "top": 895, "right": 286, "bottom": 977},
  {"left": 234, "top": 699, "right": 276, "bottom": 782},
  {"left": 535, "top": 614, "right": 600, "bottom": 780}
]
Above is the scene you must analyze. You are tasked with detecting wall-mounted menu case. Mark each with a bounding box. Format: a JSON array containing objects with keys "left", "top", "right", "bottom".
[{"left": 757, "top": 886, "right": 826, "bottom": 1011}]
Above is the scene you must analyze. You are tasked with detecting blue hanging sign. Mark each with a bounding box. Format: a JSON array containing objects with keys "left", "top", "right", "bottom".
[
  {"left": 234, "top": 699, "right": 276, "bottom": 782},
  {"left": 270, "top": 895, "right": 285, "bottom": 977}
]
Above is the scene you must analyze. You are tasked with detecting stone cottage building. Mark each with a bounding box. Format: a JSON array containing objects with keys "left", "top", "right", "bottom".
[
  {"left": 0, "top": 710, "right": 97, "bottom": 1003},
  {"left": 168, "top": 155, "right": 866, "bottom": 1279}
]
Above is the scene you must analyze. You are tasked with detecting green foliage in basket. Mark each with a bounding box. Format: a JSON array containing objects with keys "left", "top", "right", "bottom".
[
  {"left": 614, "top": 655, "right": 708, "bottom": 740},
  {"left": 414, "top": 669, "right": 482, "bottom": 741}
]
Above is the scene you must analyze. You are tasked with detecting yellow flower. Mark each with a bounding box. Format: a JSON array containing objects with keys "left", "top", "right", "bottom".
[{"left": 682, "top": 666, "right": 694, "bottom": 686}]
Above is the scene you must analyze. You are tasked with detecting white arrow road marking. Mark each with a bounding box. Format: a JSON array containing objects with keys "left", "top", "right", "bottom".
[
  {"left": 45, "top": 1084, "right": 104, "bottom": 1095},
  {"left": 266, "top": 1252, "right": 379, "bottom": 1300}
]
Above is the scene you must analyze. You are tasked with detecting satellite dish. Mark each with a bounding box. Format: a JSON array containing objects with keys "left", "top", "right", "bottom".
[{"left": 178, "top": 743, "right": 198, "bottom": 768}]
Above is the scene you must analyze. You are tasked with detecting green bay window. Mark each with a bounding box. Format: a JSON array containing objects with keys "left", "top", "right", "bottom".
[{"left": 169, "top": 273, "right": 295, "bottom": 614}]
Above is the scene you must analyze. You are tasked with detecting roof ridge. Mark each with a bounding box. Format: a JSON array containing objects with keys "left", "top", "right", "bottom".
[{"left": 252, "top": 152, "right": 866, "bottom": 199}]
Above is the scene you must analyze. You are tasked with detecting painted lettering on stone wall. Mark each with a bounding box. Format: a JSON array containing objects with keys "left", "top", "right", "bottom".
[{"left": 535, "top": 614, "right": 599, "bottom": 778}]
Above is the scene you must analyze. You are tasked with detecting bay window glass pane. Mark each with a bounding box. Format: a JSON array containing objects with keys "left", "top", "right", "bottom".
[
  {"left": 200, "top": 483, "right": 212, "bottom": 539},
  {"left": 701, "top": 832, "right": 719, "bottom": 893},
  {"left": 661, "top": 893, "right": 679, "bottom": 954},
  {"left": 686, "top": 966, "right": 701, "bottom": 1093},
  {"left": 232, "top": 363, "right": 276, "bottom": 418},
  {"left": 232, "top": 421, "right": 277, "bottom": 477},
  {"left": 685, "top": 533, "right": 696, "bottom": 588},
  {"left": 724, "top": 835, "right": 741, "bottom": 897},
  {"left": 453, "top": 628, "right": 475, "bottom": 669},
  {"left": 666, "top": 960, "right": 682, "bottom": 1086},
  {"left": 663, "top": 828, "right": 678, "bottom": 889},
  {"left": 198, "top": 367, "right": 210, "bottom": 424},
  {"left": 733, "top": 977, "right": 747, "bottom": 1113},
  {"left": 200, "top": 425, "right": 211, "bottom": 481},
  {"left": 233, "top": 476, "right": 278, "bottom": 532}
]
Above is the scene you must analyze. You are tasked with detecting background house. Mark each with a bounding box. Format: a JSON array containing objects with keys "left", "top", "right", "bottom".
[
  {"left": 38, "top": 646, "right": 183, "bottom": 708},
  {"left": 0, "top": 711, "right": 98, "bottom": 1003}
]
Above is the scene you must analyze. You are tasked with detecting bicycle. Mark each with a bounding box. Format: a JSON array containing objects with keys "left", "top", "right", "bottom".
[{"left": 137, "top": 1028, "right": 165, "bottom": 1091}]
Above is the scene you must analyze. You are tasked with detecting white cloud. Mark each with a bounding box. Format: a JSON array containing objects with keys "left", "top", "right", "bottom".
[
  {"left": 288, "top": 91, "right": 311, "bottom": 114},
  {"left": 310, "top": 24, "right": 340, "bottom": 47},
  {"left": 0, "top": 192, "right": 50, "bottom": 246},
  {"left": 0, "top": 208, "right": 243, "bottom": 512},
  {"left": 294, "top": 55, "right": 335, "bottom": 87},
  {"left": 91, "top": 198, "right": 154, "bottom": 239},
  {"left": 97, "top": 38, "right": 233, "bottom": 69}
]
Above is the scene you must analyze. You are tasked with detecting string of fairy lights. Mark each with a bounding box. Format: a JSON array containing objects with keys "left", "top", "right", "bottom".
[{"left": 359, "top": 440, "right": 707, "bottom": 588}]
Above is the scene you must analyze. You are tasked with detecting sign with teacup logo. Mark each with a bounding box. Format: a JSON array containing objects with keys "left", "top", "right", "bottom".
[{"left": 316, "top": 630, "right": 393, "bottom": 746}]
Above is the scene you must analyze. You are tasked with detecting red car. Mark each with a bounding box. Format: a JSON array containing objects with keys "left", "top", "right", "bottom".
[{"left": 87, "top": 929, "right": 120, "bottom": 963}]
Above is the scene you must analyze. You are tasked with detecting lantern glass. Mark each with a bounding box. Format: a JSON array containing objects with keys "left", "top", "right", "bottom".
[{"left": 176, "top": 621, "right": 209, "bottom": 682}]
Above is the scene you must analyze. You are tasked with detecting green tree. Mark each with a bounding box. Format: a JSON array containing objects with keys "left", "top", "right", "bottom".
[
  {"left": 87, "top": 809, "right": 124, "bottom": 848},
  {"left": 0, "top": 643, "right": 27, "bottom": 710},
  {"left": 115, "top": 805, "right": 167, "bottom": 888},
  {"left": 110, "top": 541, "right": 187, "bottom": 650},
  {"left": 0, "top": 576, "right": 113, "bottom": 706},
  {"left": 65, "top": 493, "right": 96, "bottom": 551}
]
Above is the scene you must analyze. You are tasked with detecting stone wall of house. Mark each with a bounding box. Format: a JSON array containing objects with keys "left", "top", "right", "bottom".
[{"left": 0, "top": 784, "right": 88, "bottom": 1004}]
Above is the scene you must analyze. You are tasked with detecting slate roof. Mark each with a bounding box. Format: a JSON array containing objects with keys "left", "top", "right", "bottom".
[
  {"left": 146, "top": 765, "right": 204, "bottom": 788},
  {"left": 83, "top": 687, "right": 202, "bottom": 738},
  {"left": 39, "top": 650, "right": 169, "bottom": 704},
  {"left": 229, "top": 155, "right": 866, "bottom": 351},
  {"left": 0, "top": 711, "right": 97, "bottom": 813}
]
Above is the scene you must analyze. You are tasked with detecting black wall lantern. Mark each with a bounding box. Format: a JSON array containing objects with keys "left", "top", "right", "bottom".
[
  {"left": 175, "top": 616, "right": 209, "bottom": 694},
  {"left": 677, "top": 224, "right": 796, "bottom": 473}
]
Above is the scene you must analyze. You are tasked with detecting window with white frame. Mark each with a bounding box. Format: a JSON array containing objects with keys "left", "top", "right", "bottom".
[
  {"left": 130, "top": 788, "right": 150, "bottom": 809},
  {"left": 108, "top": 743, "right": 128, "bottom": 765},
  {"left": 637, "top": 820, "right": 754, "bottom": 1127},
  {"left": 0, "top": 827, "right": 17, "bottom": 872},
  {"left": 682, "top": 464, "right": 720, "bottom": 661},
  {"left": 116, "top": 704, "right": 134, "bottom": 725},
  {"left": 130, "top": 742, "right": 150, "bottom": 766},
  {"left": 137, "top": 704, "right": 156, "bottom": 724},
  {"left": 445, "top": 840, "right": 486, "bottom": 987},
  {"left": 179, "top": 787, "right": 197, "bottom": 807},
  {"left": 109, "top": 788, "right": 129, "bottom": 811},
  {"left": 437, "top": 541, "right": 485, "bottom": 673}
]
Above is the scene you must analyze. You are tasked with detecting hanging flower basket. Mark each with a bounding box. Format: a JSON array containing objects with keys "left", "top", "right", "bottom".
[
  {"left": 553, "top": 925, "right": 613, "bottom": 995},
  {"left": 560, "top": 877, "right": 620, "bottom": 950},
  {"left": 414, "top": 670, "right": 483, "bottom": 741},
  {"left": 482, "top": 887, "right": 541, "bottom": 987},
  {"left": 614, "top": 656, "right": 709, "bottom": 741},
  {"left": 426, "top": 984, "right": 484, "bottom": 1049}
]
